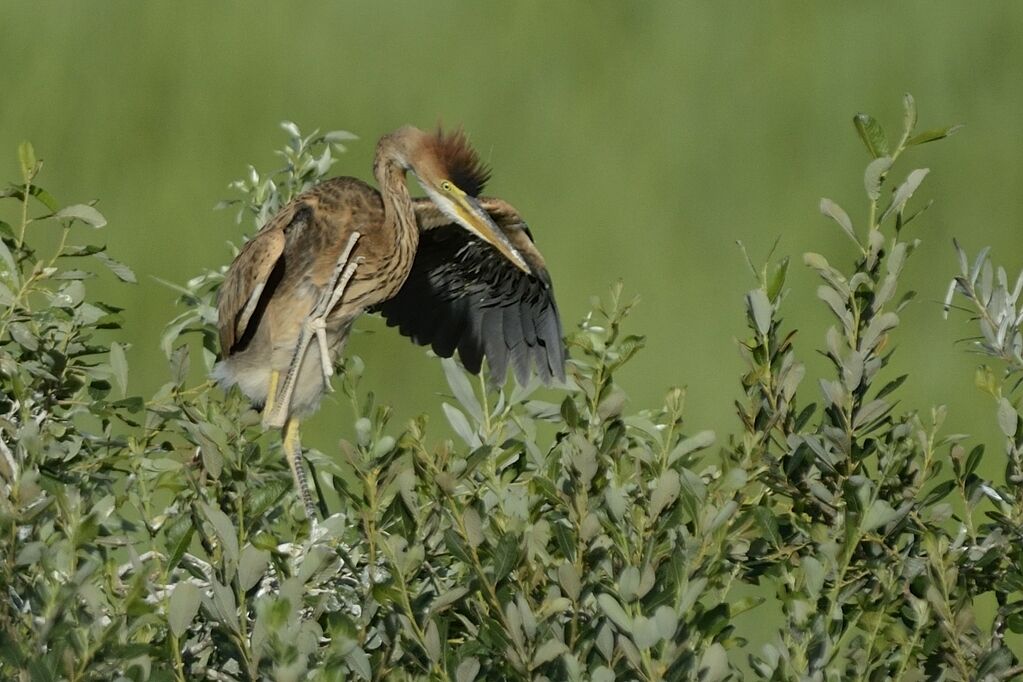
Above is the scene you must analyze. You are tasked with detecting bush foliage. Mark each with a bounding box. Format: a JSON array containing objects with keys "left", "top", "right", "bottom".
[{"left": 2, "top": 99, "right": 1022, "bottom": 681}]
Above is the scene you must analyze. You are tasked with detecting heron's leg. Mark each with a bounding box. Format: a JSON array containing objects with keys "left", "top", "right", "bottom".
[
  {"left": 282, "top": 417, "right": 317, "bottom": 520},
  {"left": 264, "top": 232, "right": 362, "bottom": 428},
  {"left": 261, "top": 370, "right": 281, "bottom": 427},
  {"left": 312, "top": 255, "right": 362, "bottom": 389}
]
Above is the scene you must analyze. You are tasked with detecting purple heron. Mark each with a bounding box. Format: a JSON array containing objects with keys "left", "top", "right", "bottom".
[{"left": 214, "top": 126, "right": 564, "bottom": 519}]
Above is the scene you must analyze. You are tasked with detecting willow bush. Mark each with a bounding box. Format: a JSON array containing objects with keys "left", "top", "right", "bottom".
[{"left": 2, "top": 98, "right": 1021, "bottom": 681}]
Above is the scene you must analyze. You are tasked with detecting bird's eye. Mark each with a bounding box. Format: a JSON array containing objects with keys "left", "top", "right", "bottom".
[{"left": 441, "top": 181, "right": 453, "bottom": 192}]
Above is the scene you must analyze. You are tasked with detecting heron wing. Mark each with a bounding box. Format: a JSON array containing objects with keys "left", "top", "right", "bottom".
[
  {"left": 375, "top": 198, "right": 565, "bottom": 385},
  {"left": 216, "top": 204, "right": 308, "bottom": 356}
]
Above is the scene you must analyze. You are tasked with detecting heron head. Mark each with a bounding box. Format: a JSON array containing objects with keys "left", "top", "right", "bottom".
[{"left": 384, "top": 126, "right": 530, "bottom": 273}]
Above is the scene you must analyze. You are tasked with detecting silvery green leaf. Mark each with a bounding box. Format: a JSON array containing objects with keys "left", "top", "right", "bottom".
[
  {"left": 424, "top": 619, "right": 441, "bottom": 662},
  {"left": 280, "top": 120, "right": 301, "bottom": 138},
  {"left": 443, "top": 403, "right": 481, "bottom": 448},
  {"left": 442, "top": 358, "right": 483, "bottom": 422},
  {"left": 649, "top": 469, "right": 680, "bottom": 519},
  {"left": 325, "top": 129, "right": 358, "bottom": 143},
  {"left": 819, "top": 198, "right": 859, "bottom": 246},
  {"left": 558, "top": 562, "right": 581, "bottom": 601},
  {"left": 817, "top": 285, "right": 849, "bottom": 324},
  {"left": 819, "top": 379, "right": 846, "bottom": 407},
  {"left": 168, "top": 582, "right": 200, "bottom": 638},
  {"left": 842, "top": 351, "right": 864, "bottom": 391},
  {"left": 632, "top": 616, "right": 660, "bottom": 649},
  {"left": 456, "top": 658, "right": 480, "bottom": 682},
  {"left": 619, "top": 566, "right": 640, "bottom": 602},
  {"left": 864, "top": 156, "right": 893, "bottom": 202},
  {"left": 698, "top": 643, "right": 730, "bottom": 682},
  {"left": 56, "top": 204, "right": 107, "bottom": 228},
  {"left": 747, "top": 288, "right": 772, "bottom": 336},
  {"left": 678, "top": 577, "right": 707, "bottom": 614},
  {"left": 653, "top": 605, "right": 678, "bottom": 640},
  {"left": 94, "top": 251, "right": 137, "bottom": 283},
  {"left": 902, "top": 92, "right": 917, "bottom": 138},
  {"left": 237, "top": 545, "right": 270, "bottom": 592},
  {"left": 708, "top": 500, "right": 738, "bottom": 532},
  {"left": 879, "top": 168, "right": 929, "bottom": 224},
  {"left": 854, "top": 399, "right": 890, "bottom": 429},
  {"left": 592, "top": 667, "right": 615, "bottom": 682},
  {"left": 669, "top": 430, "right": 715, "bottom": 465},
  {"left": 801, "top": 556, "right": 825, "bottom": 598},
  {"left": 201, "top": 502, "right": 239, "bottom": 577},
  {"left": 860, "top": 312, "right": 900, "bottom": 351},
  {"left": 209, "top": 577, "right": 238, "bottom": 630},
  {"left": 533, "top": 639, "right": 567, "bottom": 666},
  {"left": 346, "top": 645, "right": 372, "bottom": 681},
  {"left": 462, "top": 507, "right": 484, "bottom": 548},
  {"left": 998, "top": 398, "right": 1017, "bottom": 437},
  {"left": 431, "top": 586, "right": 469, "bottom": 614},
  {"left": 0, "top": 237, "right": 17, "bottom": 284},
  {"left": 862, "top": 499, "right": 900, "bottom": 532},
  {"left": 597, "top": 593, "right": 631, "bottom": 631},
  {"left": 109, "top": 342, "right": 128, "bottom": 397}
]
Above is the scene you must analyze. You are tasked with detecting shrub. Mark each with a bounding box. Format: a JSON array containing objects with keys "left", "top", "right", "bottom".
[{"left": 1, "top": 99, "right": 1021, "bottom": 681}]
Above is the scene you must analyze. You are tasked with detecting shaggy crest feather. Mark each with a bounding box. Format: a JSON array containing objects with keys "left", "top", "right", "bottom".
[{"left": 430, "top": 127, "right": 491, "bottom": 197}]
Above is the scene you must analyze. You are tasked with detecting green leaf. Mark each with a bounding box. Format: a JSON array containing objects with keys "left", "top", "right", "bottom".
[
  {"left": 201, "top": 502, "right": 239, "bottom": 576},
  {"left": 862, "top": 499, "right": 900, "bottom": 532},
  {"left": 55, "top": 203, "right": 107, "bottom": 228},
  {"left": 632, "top": 616, "right": 660, "bottom": 649},
  {"left": 431, "top": 586, "right": 469, "bottom": 614},
  {"left": 879, "top": 168, "right": 929, "bottom": 224},
  {"left": 907, "top": 124, "right": 963, "bottom": 147},
  {"left": 801, "top": 556, "right": 825, "bottom": 598},
  {"left": 443, "top": 403, "right": 481, "bottom": 448},
  {"left": 533, "top": 639, "right": 567, "bottom": 666},
  {"left": 864, "top": 156, "right": 893, "bottom": 202},
  {"left": 18, "top": 142, "right": 36, "bottom": 185},
  {"left": 853, "top": 113, "right": 889, "bottom": 158},
  {"left": 653, "top": 605, "right": 678, "bottom": 640},
  {"left": 558, "top": 562, "right": 582, "bottom": 601},
  {"left": 819, "top": 198, "right": 859, "bottom": 247},
  {"left": 902, "top": 92, "right": 917, "bottom": 139},
  {"left": 746, "top": 288, "right": 772, "bottom": 336},
  {"left": 669, "top": 430, "right": 715, "bottom": 465},
  {"left": 168, "top": 582, "right": 200, "bottom": 638},
  {"left": 998, "top": 398, "right": 1017, "bottom": 437},
  {"left": 462, "top": 507, "right": 484, "bottom": 548},
  {"left": 597, "top": 593, "right": 632, "bottom": 631},
  {"left": 492, "top": 533, "right": 520, "bottom": 581},
  {"left": 455, "top": 658, "right": 480, "bottom": 682},
  {"left": 698, "top": 643, "right": 730, "bottom": 682},
  {"left": 442, "top": 358, "right": 483, "bottom": 422},
  {"left": 649, "top": 469, "right": 681, "bottom": 519},
  {"left": 109, "top": 342, "right": 128, "bottom": 397},
  {"left": 238, "top": 545, "right": 270, "bottom": 592},
  {"left": 766, "top": 256, "right": 789, "bottom": 302},
  {"left": 94, "top": 251, "right": 137, "bottom": 283}
]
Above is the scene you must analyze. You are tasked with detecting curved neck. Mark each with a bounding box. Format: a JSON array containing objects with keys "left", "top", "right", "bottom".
[{"left": 373, "top": 151, "right": 420, "bottom": 263}]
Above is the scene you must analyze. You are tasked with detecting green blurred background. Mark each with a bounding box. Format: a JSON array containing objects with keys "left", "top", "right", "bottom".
[
  {"left": 6, "top": 0, "right": 1023, "bottom": 664},
  {"left": 4, "top": 3, "right": 1023, "bottom": 511}
]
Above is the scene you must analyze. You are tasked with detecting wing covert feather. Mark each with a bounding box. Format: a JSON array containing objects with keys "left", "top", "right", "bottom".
[{"left": 376, "top": 198, "right": 565, "bottom": 384}]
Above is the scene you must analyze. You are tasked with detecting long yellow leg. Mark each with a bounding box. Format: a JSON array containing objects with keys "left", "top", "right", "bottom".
[
  {"left": 282, "top": 417, "right": 317, "bottom": 520},
  {"left": 262, "top": 370, "right": 280, "bottom": 426}
]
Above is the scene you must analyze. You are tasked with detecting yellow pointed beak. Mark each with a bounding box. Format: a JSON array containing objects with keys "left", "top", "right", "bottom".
[{"left": 448, "top": 189, "right": 531, "bottom": 273}]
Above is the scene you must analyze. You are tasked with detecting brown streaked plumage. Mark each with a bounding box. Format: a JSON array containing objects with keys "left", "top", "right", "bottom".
[{"left": 214, "top": 125, "right": 564, "bottom": 519}]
